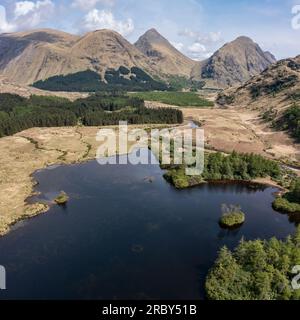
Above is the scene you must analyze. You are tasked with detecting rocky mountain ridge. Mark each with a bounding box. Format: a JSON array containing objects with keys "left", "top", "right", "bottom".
[{"left": 0, "top": 28, "right": 276, "bottom": 88}]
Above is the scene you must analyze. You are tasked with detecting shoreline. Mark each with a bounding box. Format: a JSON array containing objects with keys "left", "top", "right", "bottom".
[
  {"left": 252, "top": 177, "right": 286, "bottom": 191},
  {"left": 6, "top": 164, "right": 284, "bottom": 239},
  {"left": 0, "top": 124, "right": 175, "bottom": 237},
  {"left": 0, "top": 122, "right": 291, "bottom": 238},
  {"left": 164, "top": 175, "right": 284, "bottom": 191}
]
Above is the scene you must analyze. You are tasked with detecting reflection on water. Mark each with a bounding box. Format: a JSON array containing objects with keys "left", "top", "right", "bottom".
[
  {"left": 288, "top": 212, "right": 300, "bottom": 224},
  {"left": 0, "top": 154, "right": 296, "bottom": 300}
]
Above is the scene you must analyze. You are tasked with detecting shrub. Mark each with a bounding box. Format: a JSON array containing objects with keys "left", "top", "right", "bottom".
[
  {"left": 163, "top": 167, "right": 203, "bottom": 189},
  {"left": 273, "top": 178, "right": 300, "bottom": 214},
  {"left": 55, "top": 191, "right": 69, "bottom": 205},
  {"left": 216, "top": 93, "right": 235, "bottom": 106},
  {"left": 273, "top": 197, "right": 300, "bottom": 213},
  {"left": 276, "top": 104, "right": 300, "bottom": 141},
  {"left": 249, "top": 75, "right": 298, "bottom": 99}
]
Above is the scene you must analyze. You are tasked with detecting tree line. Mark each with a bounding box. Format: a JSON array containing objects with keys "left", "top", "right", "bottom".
[
  {"left": 202, "top": 151, "right": 281, "bottom": 181},
  {"left": 0, "top": 93, "right": 183, "bottom": 137},
  {"left": 206, "top": 226, "right": 300, "bottom": 300},
  {"left": 163, "top": 151, "right": 281, "bottom": 189}
]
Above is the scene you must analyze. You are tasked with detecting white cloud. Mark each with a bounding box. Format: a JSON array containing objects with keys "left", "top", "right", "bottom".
[
  {"left": 72, "top": 0, "right": 114, "bottom": 11},
  {"left": 178, "top": 28, "right": 197, "bottom": 38},
  {"left": 187, "top": 42, "right": 209, "bottom": 60},
  {"left": 188, "top": 42, "right": 206, "bottom": 53},
  {"left": 179, "top": 28, "right": 222, "bottom": 45},
  {"left": 171, "top": 41, "right": 184, "bottom": 51},
  {"left": 80, "top": 9, "right": 134, "bottom": 36},
  {"left": 0, "top": 6, "right": 16, "bottom": 33},
  {"left": 0, "top": 1, "right": 55, "bottom": 33},
  {"left": 14, "top": 0, "right": 54, "bottom": 18},
  {"left": 14, "top": 1, "right": 36, "bottom": 17},
  {"left": 198, "top": 31, "right": 222, "bottom": 45},
  {"left": 14, "top": 0, "right": 55, "bottom": 29},
  {"left": 179, "top": 28, "right": 222, "bottom": 60}
]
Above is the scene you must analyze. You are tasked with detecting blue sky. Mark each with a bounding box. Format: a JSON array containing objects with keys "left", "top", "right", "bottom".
[{"left": 0, "top": 0, "right": 299, "bottom": 60}]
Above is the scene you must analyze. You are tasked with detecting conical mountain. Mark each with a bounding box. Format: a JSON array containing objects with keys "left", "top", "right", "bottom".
[
  {"left": 194, "top": 36, "right": 276, "bottom": 87},
  {"left": 135, "top": 28, "right": 196, "bottom": 77}
]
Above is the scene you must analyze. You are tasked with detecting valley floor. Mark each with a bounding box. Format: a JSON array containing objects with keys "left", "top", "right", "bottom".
[
  {"left": 146, "top": 98, "right": 300, "bottom": 166},
  {"left": 181, "top": 107, "right": 300, "bottom": 167},
  {"left": 0, "top": 103, "right": 299, "bottom": 236}
]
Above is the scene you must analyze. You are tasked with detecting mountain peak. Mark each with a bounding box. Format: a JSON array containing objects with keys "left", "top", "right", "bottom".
[
  {"left": 145, "top": 28, "right": 160, "bottom": 35},
  {"left": 136, "top": 28, "right": 168, "bottom": 45},
  {"left": 134, "top": 28, "right": 196, "bottom": 77},
  {"left": 218, "top": 36, "right": 257, "bottom": 53},
  {"left": 88, "top": 28, "right": 120, "bottom": 35},
  {"left": 82, "top": 29, "right": 124, "bottom": 40},
  {"left": 234, "top": 36, "right": 254, "bottom": 43},
  {"left": 199, "top": 35, "right": 276, "bottom": 87}
]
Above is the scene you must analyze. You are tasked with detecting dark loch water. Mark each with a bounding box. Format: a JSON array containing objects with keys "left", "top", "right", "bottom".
[{"left": 0, "top": 154, "right": 296, "bottom": 300}]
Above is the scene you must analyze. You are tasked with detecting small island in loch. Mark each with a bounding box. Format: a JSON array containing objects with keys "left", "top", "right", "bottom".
[
  {"left": 219, "top": 204, "right": 246, "bottom": 228},
  {"left": 54, "top": 191, "right": 69, "bottom": 205}
]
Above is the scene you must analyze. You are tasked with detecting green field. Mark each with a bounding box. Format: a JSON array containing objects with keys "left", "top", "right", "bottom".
[{"left": 130, "top": 91, "right": 214, "bottom": 107}]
